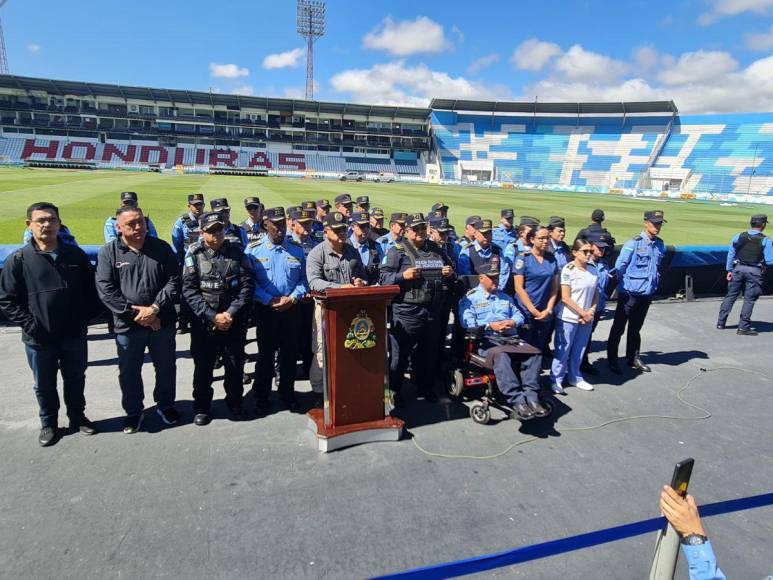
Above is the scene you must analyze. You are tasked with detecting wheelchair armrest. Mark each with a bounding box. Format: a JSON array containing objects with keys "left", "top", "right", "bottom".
[{"left": 464, "top": 326, "right": 485, "bottom": 341}]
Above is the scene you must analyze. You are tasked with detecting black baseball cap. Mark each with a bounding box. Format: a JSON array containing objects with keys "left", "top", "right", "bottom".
[
  {"left": 263, "top": 207, "right": 286, "bottom": 222},
  {"left": 350, "top": 211, "right": 370, "bottom": 225},
  {"left": 591, "top": 209, "right": 605, "bottom": 222},
  {"left": 120, "top": 191, "right": 138, "bottom": 205},
  {"left": 316, "top": 199, "right": 331, "bottom": 209},
  {"left": 210, "top": 198, "right": 230, "bottom": 211},
  {"left": 587, "top": 232, "right": 609, "bottom": 248},
  {"left": 324, "top": 211, "right": 348, "bottom": 230},
  {"left": 429, "top": 216, "right": 450, "bottom": 232},
  {"left": 465, "top": 215, "right": 482, "bottom": 227},
  {"left": 244, "top": 196, "right": 261, "bottom": 208},
  {"left": 199, "top": 211, "right": 224, "bottom": 232},
  {"left": 644, "top": 210, "right": 667, "bottom": 224},
  {"left": 188, "top": 193, "right": 204, "bottom": 205},
  {"left": 390, "top": 212, "right": 408, "bottom": 224},
  {"left": 406, "top": 212, "right": 428, "bottom": 228},
  {"left": 751, "top": 214, "right": 768, "bottom": 226},
  {"left": 501, "top": 209, "right": 515, "bottom": 219},
  {"left": 519, "top": 216, "right": 540, "bottom": 227},
  {"left": 335, "top": 193, "right": 353, "bottom": 206}
]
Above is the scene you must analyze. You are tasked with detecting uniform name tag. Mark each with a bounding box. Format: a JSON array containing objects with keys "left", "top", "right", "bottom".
[{"left": 416, "top": 258, "right": 443, "bottom": 269}]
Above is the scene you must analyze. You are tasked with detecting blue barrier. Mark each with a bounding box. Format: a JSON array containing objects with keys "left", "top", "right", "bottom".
[{"left": 376, "top": 492, "right": 773, "bottom": 579}]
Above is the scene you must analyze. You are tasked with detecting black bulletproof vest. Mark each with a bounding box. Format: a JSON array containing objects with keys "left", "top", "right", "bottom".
[
  {"left": 400, "top": 241, "right": 445, "bottom": 305},
  {"left": 362, "top": 238, "right": 381, "bottom": 285},
  {"left": 735, "top": 233, "right": 764, "bottom": 265},
  {"left": 192, "top": 244, "right": 241, "bottom": 311}
]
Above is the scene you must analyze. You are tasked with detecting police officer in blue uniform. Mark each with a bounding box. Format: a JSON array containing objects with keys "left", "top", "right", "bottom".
[
  {"left": 493, "top": 209, "right": 517, "bottom": 252},
  {"left": 240, "top": 196, "right": 264, "bottom": 244},
  {"left": 454, "top": 215, "right": 480, "bottom": 261},
  {"left": 458, "top": 218, "right": 513, "bottom": 294},
  {"left": 182, "top": 212, "right": 255, "bottom": 425},
  {"left": 104, "top": 191, "right": 158, "bottom": 242},
  {"left": 369, "top": 207, "right": 388, "bottom": 240},
  {"left": 376, "top": 212, "right": 407, "bottom": 257},
  {"left": 459, "top": 259, "right": 548, "bottom": 419},
  {"left": 547, "top": 216, "right": 571, "bottom": 270},
  {"left": 607, "top": 210, "right": 667, "bottom": 373},
  {"left": 349, "top": 210, "right": 384, "bottom": 285},
  {"left": 313, "top": 199, "right": 331, "bottom": 236},
  {"left": 247, "top": 207, "right": 308, "bottom": 415},
  {"left": 211, "top": 197, "right": 248, "bottom": 250},
  {"left": 380, "top": 213, "right": 455, "bottom": 406},
  {"left": 581, "top": 231, "right": 614, "bottom": 374},
  {"left": 171, "top": 193, "right": 206, "bottom": 334},
  {"left": 717, "top": 214, "right": 773, "bottom": 336}
]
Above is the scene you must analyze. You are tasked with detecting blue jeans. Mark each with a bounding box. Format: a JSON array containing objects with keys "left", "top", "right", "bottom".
[
  {"left": 551, "top": 319, "right": 593, "bottom": 384},
  {"left": 24, "top": 336, "right": 88, "bottom": 428},
  {"left": 115, "top": 325, "right": 177, "bottom": 416}
]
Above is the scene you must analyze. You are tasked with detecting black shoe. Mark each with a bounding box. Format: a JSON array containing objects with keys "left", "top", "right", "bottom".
[
  {"left": 418, "top": 389, "right": 438, "bottom": 402},
  {"left": 737, "top": 328, "right": 759, "bottom": 336},
  {"left": 156, "top": 407, "right": 179, "bottom": 425},
  {"left": 629, "top": 358, "right": 652, "bottom": 373},
  {"left": 193, "top": 413, "right": 211, "bottom": 426},
  {"left": 70, "top": 416, "right": 97, "bottom": 435},
  {"left": 122, "top": 413, "right": 143, "bottom": 434},
  {"left": 608, "top": 360, "right": 622, "bottom": 375},
  {"left": 527, "top": 399, "right": 550, "bottom": 418},
  {"left": 228, "top": 406, "right": 247, "bottom": 421},
  {"left": 254, "top": 402, "right": 270, "bottom": 418},
  {"left": 513, "top": 402, "right": 535, "bottom": 420},
  {"left": 38, "top": 426, "right": 58, "bottom": 447},
  {"left": 580, "top": 362, "right": 600, "bottom": 376},
  {"left": 716, "top": 323, "right": 726, "bottom": 329}
]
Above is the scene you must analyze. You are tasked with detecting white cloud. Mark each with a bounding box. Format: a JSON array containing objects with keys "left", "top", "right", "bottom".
[
  {"left": 209, "top": 63, "right": 250, "bottom": 78},
  {"left": 511, "top": 38, "right": 562, "bottom": 71},
  {"left": 658, "top": 50, "right": 738, "bottom": 85},
  {"left": 362, "top": 16, "right": 451, "bottom": 56},
  {"left": 262, "top": 48, "right": 305, "bottom": 70},
  {"left": 632, "top": 45, "right": 662, "bottom": 72},
  {"left": 553, "top": 44, "right": 628, "bottom": 83},
  {"left": 27, "top": 43, "right": 41, "bottom": 53},
  {"left": 451, "top": 25, "right": 465, "bottom": 43},
  {"left": 231, "top": 85, "right": 254, "bottom": 96},
  {"left": 467, "top": 53, "right": 500, "bottom": 74},
  {"left": 745, "top": 24, "right": 773, "bottom": 50},
  {"left": 698, "top": 0, "right": 773, "bottom": 25},
  {"left": 330, "top": 60, "right": 510, "bottom": 107}
]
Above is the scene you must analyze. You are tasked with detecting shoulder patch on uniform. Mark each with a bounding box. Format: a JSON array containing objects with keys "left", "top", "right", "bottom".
[
  {"left": 247, "top": 239, "right": 264, "bottom": 249},
  {"left": 394, "top": 243, "right": 404, "bottom": 251},
  {"left": 566, "top": 262, "right": 576, "bottom": 270},
  {"left": 466, "top": 288, "right": 477, "bottom": 296},
  {"left": 515, "top": 258, "right": 525, "bottom": 269},
  {"left": 634, "top": 235, "right": 643, "bottom": 241}
]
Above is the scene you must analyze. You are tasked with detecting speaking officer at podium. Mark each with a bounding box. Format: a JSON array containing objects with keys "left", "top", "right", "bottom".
[
  {"left": 607, "top": 210, "right": 667, "bottom": 374},
  {"left": 717, "top": 214, "right": 773, "bottom": 336},
  {"left": 248, "top": 207, "right": 308, "bottom": 415},
  {"left": 380, "top": 213, "right": 455, "bottom": 406},
  {"left": 182, "top": 212, "right": 255, "bottom": 425}
]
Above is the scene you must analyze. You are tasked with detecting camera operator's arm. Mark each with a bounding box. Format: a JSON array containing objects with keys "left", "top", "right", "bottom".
[{"left": 659, "top": 486, "right": 726, "bottom": 580}]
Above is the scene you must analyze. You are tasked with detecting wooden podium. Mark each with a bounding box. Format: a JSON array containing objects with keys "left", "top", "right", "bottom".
[{"left": 307, "top": 285, "right": 404, "bottom": 452}]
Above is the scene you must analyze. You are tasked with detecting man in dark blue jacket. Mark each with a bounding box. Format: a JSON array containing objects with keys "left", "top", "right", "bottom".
[{"left": 0, "top": 202, "right": 100, "bottom": 447}]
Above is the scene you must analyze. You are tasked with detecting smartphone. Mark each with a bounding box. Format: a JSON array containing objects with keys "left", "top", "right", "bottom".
[{"left": 670, "top": 458, "right": 695, "bottom": 498}]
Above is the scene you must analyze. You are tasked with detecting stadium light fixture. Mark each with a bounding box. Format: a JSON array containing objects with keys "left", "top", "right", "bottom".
[{"left": 296, "top": 0, "right": 326, "bottom": 101}]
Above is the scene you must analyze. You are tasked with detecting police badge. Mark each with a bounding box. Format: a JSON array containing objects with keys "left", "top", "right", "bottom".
[{"left": 344, "top": 309, "right": 377, "bottom": 350}]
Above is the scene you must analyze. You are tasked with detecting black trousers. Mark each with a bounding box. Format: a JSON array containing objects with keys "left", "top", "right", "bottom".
[
  {"left": 299, "top": 299, "right": 314, "bottom": 376},
  {"left": 607, "top": 292, "right": 652, "bottom": 363},
  {"left": 190, "top": 322, "right": 247, "bottom": 413},
  {"left": 253, "top": 302, "right": 301, "bottom": 404},
  {"left": 389, "top": 306, "right": 442, "bottom": 394}
]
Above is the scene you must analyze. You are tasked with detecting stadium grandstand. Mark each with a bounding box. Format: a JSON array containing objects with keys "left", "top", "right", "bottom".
[{"left": 0, "top": 74, "right": 771, "bottom": 200}]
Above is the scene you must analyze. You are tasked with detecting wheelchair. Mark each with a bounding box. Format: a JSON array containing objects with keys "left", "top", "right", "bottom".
[{"left": 449, "top": 328, "right": 554, "bottom": 425}]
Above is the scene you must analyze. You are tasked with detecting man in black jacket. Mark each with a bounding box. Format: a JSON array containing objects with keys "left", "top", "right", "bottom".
[
  {"left": 96, "top": 206, "right": 181, "bottom": 434},
  {"left": 0, "top": 202, "right": 100, "bottom": 446}
]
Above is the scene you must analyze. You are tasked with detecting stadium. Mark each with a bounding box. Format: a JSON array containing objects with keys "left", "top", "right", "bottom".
[{"left": 1, "top": 2, "right": 773, "bottom": 579}]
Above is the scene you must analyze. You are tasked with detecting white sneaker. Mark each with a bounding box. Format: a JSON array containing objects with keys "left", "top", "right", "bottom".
[
  {"left": 574, "top": 380, "right": 594, "bottom": 391},
  {"left": 551, "top": 383, "right": 567, "bottom": 395}
]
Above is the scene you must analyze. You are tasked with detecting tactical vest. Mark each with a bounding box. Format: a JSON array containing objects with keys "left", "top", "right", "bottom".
[
  {"left": 190, "top": 242, "right": 242, "bottom": 312},
  {"left": 469, "top": 244, "right": 513, "bottom": 294},
  {"left": 361, "top": 238, "right": 381, "bottom": 285},
  {"left": 734, "top": 233, "right": 765, "bottom": 265},
  {"left": 399, "top": 240, "right": 446, "bottom": 306}
]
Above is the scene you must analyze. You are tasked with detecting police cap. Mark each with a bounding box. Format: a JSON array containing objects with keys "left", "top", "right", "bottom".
[
  {"left": 390, "top": 212, "right": 408, "bottom": 224},
  {"left": 406, "top": 212, "right": 428, "bottom": 228},
  {"left": 263, "top": 207, "right": 286, "bottom": 222},
  {"left": 465, "top": 215, "right": 483, "bottom": 227},
  {"left": 478, "top": 256, "right": 501, "bottom": 277},
  {"left": 324, "top": 211, "right": 348, "bottom": 230},
  {"left": 751, "top": 214, "right": 768, "bottom": 227},
  {"left": 644, "top": 210, "right": 667, "bottom": 224},
  {"left": 120, "top": 191, "right": 138, "bottom": 205},
  {"left": 301, "top": 200, "right": 316, "bottom": 210},
  {"left": 244, "top": 196, "right": 261, "bottom": 208},
  {"left": 289, "top": 208, "right": 314, "bottom": 222},
  {"left": 350, "top": 211, "right": 370, "bottom": 225},
  {"left": 188, "top": 193, "right": 205, "bottom": 205},
  {"left": 478, "top": 219, "right": 493, "bottom": 233},
  {"left": 370, "top": 207, "right": 385, "bottom": 218},
  {"left": 548, "top": 216, "right": 566, "bottom": 229},
  {"left": 334, "top": 193, "right": 353, "bottom": 206},
  {"left": 210, "top": 198, "right": 230, "bottom": 211},
  {"left": 431, "top": 201, "right": 449, "bottom": 212},
  {"left": 285, "top": 205, "right": 302, "bottom": 218},
  {"left": 429, "top": 216, "right": 450, "bottom": 232},
  {"left": 501, "top": 209, "right": 515, "bottom": 219},
  {"left": 519, "top": 216, "right": 540, "bottom": 227},
  {"left": 199, "top": 211, "right": 225, "bottom": 232},
  {"left": 587, "top": 232, "right": 609, "bottom": 248},
  {"left": 356, "top": 195, "right": 370, "bottom": 205},
  {"left": 316, "top": 199, "right": 331, "bottom": 209}
]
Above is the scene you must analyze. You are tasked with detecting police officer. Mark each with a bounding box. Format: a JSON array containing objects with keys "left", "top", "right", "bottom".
[
  {"left": 547, "top": 216, "right": 571, "bottom": 270},
  {"left": 459, "top": 260, "right": 548, "bottom": 419},
  {"left": 493, "top": 209, "right": 517, "bottom": 251},
  {"left": 717, "top": 214, "right": 773, "bottom": 336},
  {"left": 247, "top": 207, "right": 308, "bottom": 415},
  {"left": 210, "top": 198, "right": 248, "bottom": 249},
  {"left": 376, "top": 212, "right": 408, "bottom": 257},
  {"left": 171, "top": 193, "right": 206, "bottom": 334},
  {"left": 429, "top": 215, "right": 457, "bottom": 376},
  {"left": 240, "top": 196, "right": 264, "bottom": 244},
  {"left": 289, "top": 208, "right": 319, "bottom": 378},
  {"left": 334, "top": 193, "right": 354, "bottom": 219},
  {"left": 104, "top": 192, "right": 158, "bottom": 243},
  {"left": 429, "top": 216, "right": 456, "bottom": 269},
  {"left": 458, "top": 219, "right": 513, "bottom": 294},
  {"left": 355, "top": 195, "right": 370, "bottom": 213},
  {"left": 369, "top": 207, "right": 388, "bottom": 240},
  {"left": 313, "top": 199, "right": 331, "bottom": 235},
  {"left": 607, "top": 210, "right": 667, "bottom": 374},
  {"left": 455, "top": 215, "right": 480, "bottom": 261},
  {"left": 428, "top": 201, "right": 449, "bottom": 218},
  {"left": 576, "top": 209, "right": 607, "bottom": 241},
  {"left": 380, "top": 212, "right": 455, "bottom": 406},
  {"left": 182, "top": 212, "right": 255, "bottom": 425},
  {"left": 349, "top": 210, "right": 384, "bottom": 286},
  {"left": 504, "top": 216, "right": 540, "bottom": 266},
  {"left": 582, "top": 231, "right": 613, "bottom": 374}
]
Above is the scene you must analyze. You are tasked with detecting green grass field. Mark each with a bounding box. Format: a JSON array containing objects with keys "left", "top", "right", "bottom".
[{"left": 0, "top": 167, "right": 764, "bottom": 246}]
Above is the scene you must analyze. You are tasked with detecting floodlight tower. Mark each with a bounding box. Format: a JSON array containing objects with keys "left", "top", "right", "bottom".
[
  {"left": 296, "top": 0, "right": 325, "bottom": 101},
  {"left": 0, "top": 0, "right": 9, "bottom": 75}
]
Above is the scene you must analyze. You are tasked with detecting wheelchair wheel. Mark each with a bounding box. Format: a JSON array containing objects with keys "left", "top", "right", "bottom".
[
  {"left": 450, "top": 369, "right": 466, "bottom": 398},
  {"left": 470, "top": 403, "right": 491, "bottom": 424}
]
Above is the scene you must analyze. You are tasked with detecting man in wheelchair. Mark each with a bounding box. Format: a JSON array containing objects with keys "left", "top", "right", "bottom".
[{"left": 458, "top": 259, "right": 550, "bottom": 420}]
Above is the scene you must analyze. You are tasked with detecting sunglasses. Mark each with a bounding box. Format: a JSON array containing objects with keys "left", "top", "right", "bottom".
[{"left": 578, "top": 249, "right": 593, "bottom": 254}]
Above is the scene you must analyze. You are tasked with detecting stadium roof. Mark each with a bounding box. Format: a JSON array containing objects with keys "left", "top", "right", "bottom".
[
  {"left": 0, "top": 75, "right": 431, "bottom": 120},
  {"left": 429, "top": 98, "right": 678, "bottom": 115}
]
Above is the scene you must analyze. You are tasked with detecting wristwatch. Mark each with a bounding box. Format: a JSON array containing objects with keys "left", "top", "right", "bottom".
[
  {"left": 150, "top": 303, "right": 160, "bottom": 315},
  {"left": 681, "top": 533, "right": 708, "bottom": 546}
]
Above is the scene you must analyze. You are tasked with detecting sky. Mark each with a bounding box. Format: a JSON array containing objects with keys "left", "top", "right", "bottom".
[{"left": 2, "top": 0, "right": 773, "bottom": 114}]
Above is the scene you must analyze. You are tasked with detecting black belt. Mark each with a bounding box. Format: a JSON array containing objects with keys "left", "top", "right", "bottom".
[{"left": 736, "top": 262, "right": 762, "bottom": 268}]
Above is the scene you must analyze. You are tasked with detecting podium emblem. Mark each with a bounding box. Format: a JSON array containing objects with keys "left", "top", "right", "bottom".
[{"left": 345, "top": 309, "right": 377, "bottom": 350}]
